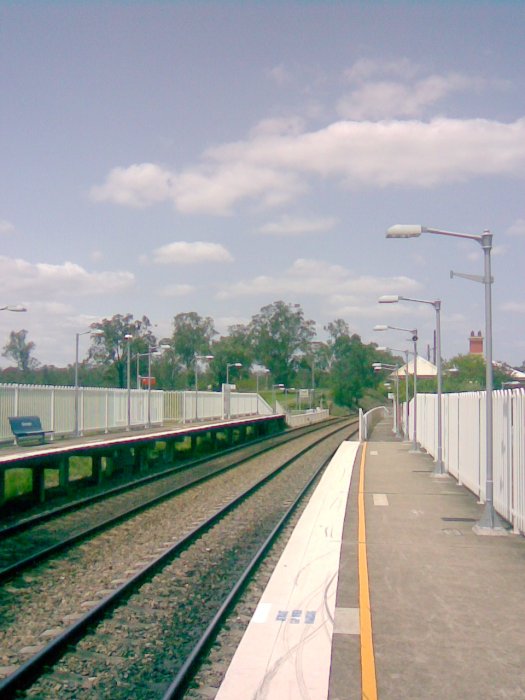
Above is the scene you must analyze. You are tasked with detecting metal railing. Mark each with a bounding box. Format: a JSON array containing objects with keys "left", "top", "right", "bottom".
[
  {"left": 407, "top": 389, "right": 525, "bottom": 533},
  {"left": 0, "top": 384, "right": 273, "bottom": 442}
]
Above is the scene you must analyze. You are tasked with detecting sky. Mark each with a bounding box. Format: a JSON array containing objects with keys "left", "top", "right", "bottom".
[{"left": 1, "top": 0, "right": 524, "bottom": 371}]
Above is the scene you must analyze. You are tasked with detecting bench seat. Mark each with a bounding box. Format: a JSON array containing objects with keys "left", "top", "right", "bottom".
[{"left": 8, "top": 416, "right": 54, "bottom": 445}]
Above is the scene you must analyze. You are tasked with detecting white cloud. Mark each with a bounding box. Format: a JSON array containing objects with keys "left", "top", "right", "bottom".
[
  {"left": 159, "top": 283, "right": 195, "bottom": 297},
  {"left": 91, "top": 117, "right": 525, "bottom": 215},
  {"left": 152, "top": 241, "right": 234, "bottom": 265},
  {"left": 506, "top": 219, "right": 525, "bottom": 237},
  {"left": 258, "top": 215, "right": 337, "bottom": 236},
  {"left": 217, "top": 257, "right": 420, "bottom": 302},
  {"left": 0, "top": 256, "right": 134, "bottom": 298},
  {"left": 337, "top": 74, "right": 474, "bottom": 120},
  {"left": 0, "top": 220, "right": 15, "bottom": 235},
  {"left": 90, "top": 163, "right": 173, "bottom": 208}
]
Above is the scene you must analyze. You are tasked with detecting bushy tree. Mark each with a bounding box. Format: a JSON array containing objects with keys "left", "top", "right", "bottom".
[
  {"left": 2, "top": 329, "right": 39, "bottom": 375},
  {"left": 249, "top": 301, "right": 315, "bottom": 385},
  {"left": 171, "top": 312, "right": 217, "bottom": 373},
  {"left": 210, "top": 324, "right": 254, "bottom": 388},
  {"left": 88, "top": 314, "right": 156, "bottom": 388}
]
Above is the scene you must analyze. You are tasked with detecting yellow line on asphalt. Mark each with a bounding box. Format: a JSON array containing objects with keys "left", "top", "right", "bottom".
[{"left": 358, "top": 443, "right": 378, "bottom": 700}]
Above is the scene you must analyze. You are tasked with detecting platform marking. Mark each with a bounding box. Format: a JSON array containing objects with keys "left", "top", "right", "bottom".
[
  {"left": 373, "top": 493, "right": 389, "bottom": 507},
  {"left": 370, "top": 450, "right": 378, "bottom": 456},
  {"left": 359, "top": 443, "right": 378, "bottom": 700},
  {"left": 334, "top": 607, "right": 360, "bottom": 635},
  {"left": 215, "top": 440, "right": 359, "bottom": 700}
]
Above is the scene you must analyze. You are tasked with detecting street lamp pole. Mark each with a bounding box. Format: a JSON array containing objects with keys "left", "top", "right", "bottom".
[
  {"left": 373, "top": 363, "right": 401, "bottom": 437},
  {"left": 124, "top": 334, "right": 133, "bottom": 431},
  {"left": 74, "top": 328, "right": 102, "bottom": 437},
  {"left": 194, "top": 354, "right": 214, "bottom": 421},
  {"left": 379, "top": 295, "right": 444, "bottom": 474},
  {"left": 374, "top": 325, "right": 419, "bottom": 452},
  {"left": 386, "top": 224, "right": 505, "bottom": 533}
]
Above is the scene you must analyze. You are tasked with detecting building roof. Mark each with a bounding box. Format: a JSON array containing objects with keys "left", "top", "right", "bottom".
[{"left": 390, "top": 356, "right": 437, "bottom": 379}]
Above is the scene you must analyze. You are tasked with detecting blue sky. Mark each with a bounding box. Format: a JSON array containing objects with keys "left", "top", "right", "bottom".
[{"left": 1, "top": 1, "right": 524, "bottom": 369}]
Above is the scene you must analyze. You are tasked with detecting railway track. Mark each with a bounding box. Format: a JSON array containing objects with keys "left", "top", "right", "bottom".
[
  {"left": 0, "top": 418, "right": 357, "bottom": 697},
  {"left": 0, "top": 419, "right": 349, "bottom": 581}
]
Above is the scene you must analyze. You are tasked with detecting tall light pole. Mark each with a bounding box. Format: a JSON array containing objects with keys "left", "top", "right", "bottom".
[
  {"left": 138, "top": 344, "right": 170, "bottom": 426},
  {"left": 226, "top": 362, "right": 242, "bottom": 387},
  {"left": 386, "top": 224, "right": 504, "bottom": 534},
  {"left": 372, "top": 362, "right": 401, "bottom": 437},
  {"left": 377, "top": 346, "right": 411, "bottom": 443},
  {"left": 379, "top": 295, "right": 444, "bottom": 475},
  {"left": 124, "top": 334, "right": 133, "bottom": 430},
  {"left": 74, "top": 328, "right": 103, "bottom": 437},
  {"left": 194, "top": 353, "right": 214, "bottom": 421},
  {"left": 374, "top": 324, "right": 419, "bottom": 452},
  {"left": 225, "top": 362, "right": 242, "bottom": 419},
  {"left": 255, "top": 368, "right": 269, "bottom": 394}
]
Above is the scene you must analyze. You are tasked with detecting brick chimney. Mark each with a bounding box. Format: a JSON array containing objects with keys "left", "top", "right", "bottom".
[{"left": 469, "top": 330, "right": 483, "bottom": 355}]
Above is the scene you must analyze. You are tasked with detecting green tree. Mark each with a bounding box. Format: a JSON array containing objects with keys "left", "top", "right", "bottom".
[
  {"left": 210, "top": 324, "right": 254, "bottom": 387},
  {"left": 442, "top": 354, "right": 511, "bottom": 392},
  {"left": 88, "top": 314, "right": 156, "bottom": 388},
  {"left": 2, "top": 329, "right": 39, "bottom": 374},
  {"left": 171, "top": 312, "right": 217, "bottom": 374},
  {"left": 330, "top": 333, "right": 380, "bottom": 409},
  {"left": 249, "top": 301, "right": 315, "bottom": 385}
]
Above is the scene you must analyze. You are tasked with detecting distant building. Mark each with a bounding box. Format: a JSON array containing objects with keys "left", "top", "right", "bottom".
[{"left": 469, "top": 330, "right": 483, "bottom": 355}]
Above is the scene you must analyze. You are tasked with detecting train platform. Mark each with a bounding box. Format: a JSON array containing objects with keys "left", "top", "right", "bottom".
[{"left": 214, "top": 416, "right": 525, "bottom": 699}]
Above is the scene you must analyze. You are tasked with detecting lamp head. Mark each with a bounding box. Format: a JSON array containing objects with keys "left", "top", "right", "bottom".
[
  {"left": 378, "top": 295, "right": 400, "bottom": 303},
  {"left": 373, "top": 325, "right": 389, "bottom": 331},
  {"left": 386, "top": 224, "right": 423, "bottom": 238}
]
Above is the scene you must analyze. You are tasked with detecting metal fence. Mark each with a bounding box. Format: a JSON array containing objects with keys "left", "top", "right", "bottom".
[
  {"left": 0, "top": 383, "right": 273, "bottom": 442},
  {"left": 408, "top": 389, "right": 525, "bottom": 533}
]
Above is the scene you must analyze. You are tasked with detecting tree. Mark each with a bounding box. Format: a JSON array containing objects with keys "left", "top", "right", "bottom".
[
  {"left": 442, "top": 353, "right": 512, "bottom": 392},
  {"left": 170, "top": 312, "right": 217, "bottom": 374},
  {"left": 248, "top": 301, "right": 315, "bottom": 386},
  {"left": 330, "top": 333, "right": 380, "bottom": 409},
  {"left": 88, "top": 314, "right": 156, "bottom": 388},
  {"left": 210, "top": 324, "right": 254, "bottom": 387},
  {"left": 2, "top": 329, "right": 39, "bottom": 374}
]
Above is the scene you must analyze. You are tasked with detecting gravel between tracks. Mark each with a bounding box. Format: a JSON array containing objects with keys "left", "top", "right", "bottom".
[{"left": 0, "top": 421, "right": 354, "bottom": 684}]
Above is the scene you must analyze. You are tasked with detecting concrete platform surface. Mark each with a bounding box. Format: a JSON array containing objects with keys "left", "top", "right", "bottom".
[
  {"left": 215, "top": 416, "right": 525, "bottom": 699},
  {"left": 331, "top": 417, "right": 525, "bottom": 699}
]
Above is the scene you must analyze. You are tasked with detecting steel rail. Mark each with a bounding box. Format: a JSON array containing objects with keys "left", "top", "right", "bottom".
[
  {"left": 0, "top": 418, "right": 354, "bottom": 583},
  {"left": 0, "top": 418, "right": 347, "bottom": 540},
  {"left": 0, "top": 420, "right": 356, "bottom": 698}
]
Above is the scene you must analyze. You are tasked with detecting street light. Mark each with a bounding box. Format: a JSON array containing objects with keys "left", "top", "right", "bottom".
[
  {"left": 372, "top": 362, "right": 401, "bottom": 437},
  {"left": 225, "top": 362, "right": 242, "bottom": 419},
  {"left": 194, "top": 353, "right": 214, "bottom": 421},
  {"left": 376, "top": 346, "right": 412, "bottom": 443},
  {"left": 379, "top": 294, "right": 444, "bottom": 476},
  {"left": 255, "top": 368, "right": 270, "bottom": 394},
  {"left": 226, "top": 362, "right": 242, "bottom": 386},
  {"left": 74, "top": 328, "right": 103, "bottom": 436},
  {"left": 374, "top": 324, "right": 420, "bottom": 452},
  {"left": 136, "top": 344, "right": 171, "bottom": 427},
  {"left": 387, "top": 223, "right": 504, "bottom": 534},
  {"left": 124, "top": 334, "right": 133, "bottom": 430}
]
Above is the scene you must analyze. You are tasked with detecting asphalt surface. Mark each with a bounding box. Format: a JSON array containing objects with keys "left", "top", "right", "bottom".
[{"left": 330, "top": 416, "right": 525, "bottom": 699}]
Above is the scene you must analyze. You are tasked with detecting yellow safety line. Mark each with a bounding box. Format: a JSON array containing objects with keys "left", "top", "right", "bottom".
[{"left": 358, "top": 443, "right": 378, "bottom": 700}]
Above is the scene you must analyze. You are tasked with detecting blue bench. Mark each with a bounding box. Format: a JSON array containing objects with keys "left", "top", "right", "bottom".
[{"left": 8, "top": 416, "right": 54, "bottom": 445}]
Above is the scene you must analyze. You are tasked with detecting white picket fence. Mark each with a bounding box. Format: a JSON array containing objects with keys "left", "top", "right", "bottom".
[
  {"left": 408, "top": 389, "right": 525, "bottom": 533},
  {"left": 0, "top": 383, "right": 273, "bottom": 442}
]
